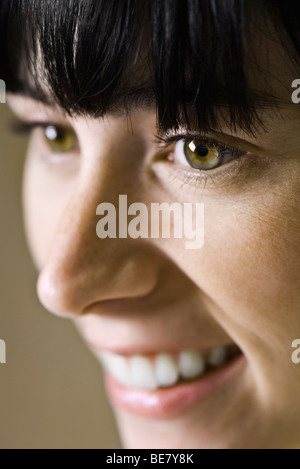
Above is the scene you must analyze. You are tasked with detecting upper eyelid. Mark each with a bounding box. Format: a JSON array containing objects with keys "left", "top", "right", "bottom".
[
  {"left": 24, "top": 120, "right": 74, "bottom": 130},
  {"left": 154, "top": 129, "right": 264, "bottom": 155},
  {"left": 210, "top": 130, "right": 265, "bottom": 153},
  {"left": 11, "top": 120, "right": 76, "bottom": 137},
  {"left": 154, "top": 131, "right": 235, "bottom": 149},
  {"left": 154, "top": 134, "right": 236, "bottom": 156}
]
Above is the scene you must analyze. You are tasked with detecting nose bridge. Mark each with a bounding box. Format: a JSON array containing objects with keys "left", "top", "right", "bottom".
[{"left": 37, "top": 134, "right": 159, "bottom": 317}]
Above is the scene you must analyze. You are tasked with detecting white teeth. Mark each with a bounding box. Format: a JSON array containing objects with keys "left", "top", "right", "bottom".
[
  {"left": 155, "top": 354, "right": 179, "bottom": 387},
  {"left": 130, "top": 355, "right": 157, "bottom": 391},
  {"left": 100, "top": 351, "right": 131, "bottom": 387},
  {"left": 179, "top": 349, "right": 206, "bottom": 379},
  {"left": 206, "top": 346, "right": 227, "bottom": 367},
  {"left": 99, "top": 345, "right": 233, "bottom": 391}
]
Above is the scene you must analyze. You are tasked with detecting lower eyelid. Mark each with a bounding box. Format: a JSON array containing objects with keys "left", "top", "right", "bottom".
[{"left": 152, "top": 151, "right": 265, "bottom": 193}]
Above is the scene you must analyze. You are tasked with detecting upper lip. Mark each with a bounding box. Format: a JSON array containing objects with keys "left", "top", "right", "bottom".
[
  {"left": 86, "top": 339, "right": 238, "bottom": 357},
  {"left": 76, "top": 303, "right": 238, "bottom": 357}
]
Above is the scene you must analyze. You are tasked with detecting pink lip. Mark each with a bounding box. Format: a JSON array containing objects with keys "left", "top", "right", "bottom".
[{"left": 105, "top": 354, "right": 246, "bottom": 419}]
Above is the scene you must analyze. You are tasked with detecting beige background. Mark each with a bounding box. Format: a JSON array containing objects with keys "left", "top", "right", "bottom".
[{"left": 0, "top": 104, "right": 121, "bottom": 449}]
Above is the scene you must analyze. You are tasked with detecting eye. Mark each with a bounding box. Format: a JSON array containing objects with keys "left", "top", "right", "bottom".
[
  {"left": 43, "top": 124, "right": 77, "bottom": 153},
  {"left": 173, "top": 139, "right": 243, "bottom": 171}
]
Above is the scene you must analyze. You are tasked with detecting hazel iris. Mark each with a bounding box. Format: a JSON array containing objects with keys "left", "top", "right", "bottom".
[
  {"left": 44, "top": 125, "right": 77, "bottom": 153},
  {"left": 184, "top": 140, "right": 222, "bottom": 170}
]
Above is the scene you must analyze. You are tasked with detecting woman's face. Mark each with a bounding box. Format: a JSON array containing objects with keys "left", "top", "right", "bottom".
[{"left": 7, "top": 28, "right": 300, "bottom": 448}]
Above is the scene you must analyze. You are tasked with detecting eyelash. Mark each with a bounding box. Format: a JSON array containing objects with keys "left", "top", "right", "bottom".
[
  {"left": 11, "top": 120, "right": 54, "bottom": 135},
  {"left": 154, "top": 131, "right": 241, "bottom": 157}
]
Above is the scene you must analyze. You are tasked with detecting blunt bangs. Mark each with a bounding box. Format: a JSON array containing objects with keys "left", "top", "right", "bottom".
[{"left": 1, "top": 0, "right": 300, "bottom": 133}]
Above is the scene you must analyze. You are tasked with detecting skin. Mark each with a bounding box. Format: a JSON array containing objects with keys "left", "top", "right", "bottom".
[{"left": 7, "top": 25, "right": 300, "bottom": 448}]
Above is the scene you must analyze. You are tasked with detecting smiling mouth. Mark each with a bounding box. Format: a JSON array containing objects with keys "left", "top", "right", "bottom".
[{"left": 96, "top": 344, "right": 242, "bottom": 391}]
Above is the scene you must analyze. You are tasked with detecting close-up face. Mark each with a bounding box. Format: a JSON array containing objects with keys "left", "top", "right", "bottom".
[{"left": 3, "top": 0, "right": 300, "bottom": 449}]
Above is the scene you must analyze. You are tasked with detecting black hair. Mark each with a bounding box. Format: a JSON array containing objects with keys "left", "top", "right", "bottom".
[{"left": 1, "top": 0, "right": 300, "bottom": 133}]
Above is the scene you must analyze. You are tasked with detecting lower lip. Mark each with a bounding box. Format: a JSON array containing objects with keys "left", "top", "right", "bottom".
[{"left": 105, "top": 354, "right": 245, "bottom": 419}]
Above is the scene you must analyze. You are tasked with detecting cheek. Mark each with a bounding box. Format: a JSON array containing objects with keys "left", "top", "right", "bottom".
[
  {"left": 179, "top": 184, "right": 300, "bottom": 348},
  {"left": 23, "top": 149, "right": 79, "bottom": 269}
]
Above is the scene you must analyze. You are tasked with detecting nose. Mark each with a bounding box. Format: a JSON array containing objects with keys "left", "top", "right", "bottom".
[
  {"left": 37, "top": 188, "right": 160, "bottom": 317},
  {"left": 37, "top": 136, "right": 160, "bottom": 318}
]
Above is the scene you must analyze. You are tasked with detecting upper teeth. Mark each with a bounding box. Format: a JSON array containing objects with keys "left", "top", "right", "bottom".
[{"left": 97, "top": 346, "right": 229, "bottom": 391}]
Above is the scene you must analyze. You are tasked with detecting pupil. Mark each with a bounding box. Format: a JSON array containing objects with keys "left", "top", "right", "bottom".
[
  {"left": 55, "top": 129, "right": 65, "bottom": 141},
  {"left": 196, "top": 145, "right": 209, "bottom": 157}
]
